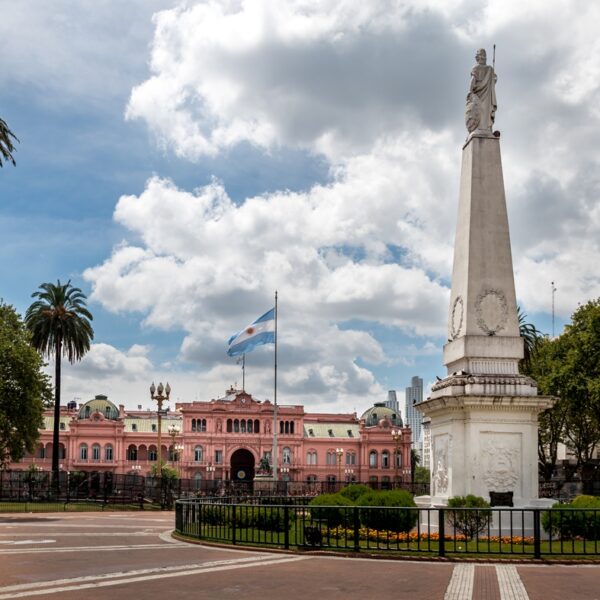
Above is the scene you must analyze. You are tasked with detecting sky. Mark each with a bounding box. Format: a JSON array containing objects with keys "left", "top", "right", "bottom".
[{"left": 1, "top": 0, "right": 598, "bottom": 416}]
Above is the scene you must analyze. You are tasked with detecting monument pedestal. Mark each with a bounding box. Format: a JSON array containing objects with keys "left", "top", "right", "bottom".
[{"left": 253, "top": 474, "right": 275, "bottom": 495}]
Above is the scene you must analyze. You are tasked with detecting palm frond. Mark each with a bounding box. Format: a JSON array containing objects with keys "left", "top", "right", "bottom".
[{"left": 0, "top": 118, "right": 19, "bottom": 167}]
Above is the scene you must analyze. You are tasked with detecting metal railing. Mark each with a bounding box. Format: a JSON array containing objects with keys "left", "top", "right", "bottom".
[{"left": 175, "top": 498, "right": 600, "bottom": 558}]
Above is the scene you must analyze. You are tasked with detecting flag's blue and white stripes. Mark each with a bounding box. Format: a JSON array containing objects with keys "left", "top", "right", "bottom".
[{"left": 227, "top": 308, "right": 275, "bottom": 357}]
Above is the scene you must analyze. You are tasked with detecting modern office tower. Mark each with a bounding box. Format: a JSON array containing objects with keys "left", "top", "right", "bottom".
[
  {"left": 405, "top": 376, "right": 423, "bottom": 447},
  {"left": 384, "top": 390, "right": 399, "bottom": 413}
]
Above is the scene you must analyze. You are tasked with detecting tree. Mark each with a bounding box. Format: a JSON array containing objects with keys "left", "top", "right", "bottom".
[
  {"left": 410, "top": 448, "right": 420, "bottom": 484},
  {"left": 527, "top": 299, "right": 600, "bottom": 479},
  {"left": 0, "top": 302, "right": 50, "bottom": 467},
  {"left": 518, "top": 305, "right": 543, "bottom": 370},
  {"left": 0, "top": 118, "right": 18, "bottom": 167},
  {"left": 25, "top": 281, "right": 94, "bottom": 481}
]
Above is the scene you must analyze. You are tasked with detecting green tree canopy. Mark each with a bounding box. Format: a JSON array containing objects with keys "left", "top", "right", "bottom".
[
  {"left": 0, "top": 118, "right": 18, "bottom": 167},
  {"left": 0, "top": 303, "right": 50, "bottom": 466}
]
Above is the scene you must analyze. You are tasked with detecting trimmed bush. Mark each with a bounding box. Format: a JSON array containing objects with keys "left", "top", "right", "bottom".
[
  {"left": 309, "top": 493, "right": 354, "bottom": 527},
  {"left": 200, "top": 504, "right": 230, "bottom": 526},
  {"left": 357, "top": 490, "right": 417, "bottom": 533},
  {"left": 542, "top": 495, "right": 600, "bottom": 540},
  {"left": 447, "top": 495, "right": 492, "bottom": 540},
  {"left": 339, "top": 484, "right": 371, "bottom": 503}
]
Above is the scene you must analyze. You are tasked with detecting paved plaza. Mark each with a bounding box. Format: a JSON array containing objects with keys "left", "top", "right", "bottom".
[{"left": 0, "top": 512, "right": 598, "bottom": 599}]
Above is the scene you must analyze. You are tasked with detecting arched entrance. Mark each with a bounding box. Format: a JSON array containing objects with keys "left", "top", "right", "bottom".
[{"left": 230, "top": 448, "right": 255, "bottom": 482}]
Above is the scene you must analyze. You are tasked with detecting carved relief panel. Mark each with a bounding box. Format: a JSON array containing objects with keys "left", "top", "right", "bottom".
[{"left": 480, "top": 433, "right": 521, "bottom": 494}]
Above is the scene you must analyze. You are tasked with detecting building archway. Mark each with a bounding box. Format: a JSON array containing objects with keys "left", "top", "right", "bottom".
[{"left": 230, "top": 448, "right": 255, "bottom": 482}]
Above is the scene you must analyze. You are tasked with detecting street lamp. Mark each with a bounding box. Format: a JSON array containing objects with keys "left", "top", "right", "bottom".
[
  {"left": 150, "top": 381, "right": 171, "bottom": 479},
  {"left": 344, "top": 467, "right": 354, "bottom": 482},
  {"left": 168, "top": 424, "right": 183, "bottom": 475},
  {"left": 391, "top": 428, "right": 402, "bottom": 485},
  {"left": 336, "top": 447, "right": 344, "bottom": 488}
]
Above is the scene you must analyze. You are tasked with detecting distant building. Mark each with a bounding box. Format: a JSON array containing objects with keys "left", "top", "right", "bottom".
[
  {"left": 421, "top": 417, "right": 431, "bottom": 470},
  {"left": 384, "top": 390, "right": 399, "bottom": 413},
  {"left": 404, "top": 376, "right": 423, "bottom": 448},
  {"left": 8, "top": 389, "right": 413, "bottom": 486}
]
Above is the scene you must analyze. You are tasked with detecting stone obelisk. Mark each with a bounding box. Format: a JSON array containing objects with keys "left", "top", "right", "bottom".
[{"left": 416, "top": 49, "right": 554, "bottom": 510}]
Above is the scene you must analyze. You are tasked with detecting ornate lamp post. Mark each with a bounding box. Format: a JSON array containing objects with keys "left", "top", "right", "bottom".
[
  {"left": 391, "top": 428, "right": 402, "bottom": 485},
  {"left": 150, "top": 381, "right": 171, "bottom": 479},
  {"left": 336, "top": 447, "right": 344, "bottom": 489}
]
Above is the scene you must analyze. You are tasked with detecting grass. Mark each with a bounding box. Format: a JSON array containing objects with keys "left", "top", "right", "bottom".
[{"left": 0, "top": 501, "right": 163, "bottom": 513}]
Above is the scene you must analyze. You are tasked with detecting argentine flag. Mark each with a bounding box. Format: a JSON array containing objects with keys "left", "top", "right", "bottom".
[{"left": 227, "top": 308, "right": 275, "bottom": 357}]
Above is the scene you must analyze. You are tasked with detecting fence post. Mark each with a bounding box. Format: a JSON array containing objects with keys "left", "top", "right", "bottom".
[
  {"left": 353, "top": 506, "right": 360, "bottom": 552},
  {"left": 438, "top": 509, "right": 445, "bottom": 557},
  {"left": 533, "top": 509, "right": 541, "bottom": 559},
  {"left": 232, "top": 504, "right": 237, "bottom": 545},
  {"left": 284, "top": 505, "right": 290, "bottom": 549}
]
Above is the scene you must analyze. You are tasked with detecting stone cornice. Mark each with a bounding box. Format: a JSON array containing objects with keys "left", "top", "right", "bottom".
[{"left": 416, "top": 394, "right": 556, "bottom": 417}]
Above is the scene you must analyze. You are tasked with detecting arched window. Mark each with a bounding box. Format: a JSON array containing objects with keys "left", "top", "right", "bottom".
[
  {"left": 284, "top": 421, "right": 289, "bottom": 434},
  {"left": 194, "top": 446, "right": 203, "bottom": 462},
  {"left": 307, "top": 474, "right": 318, "bottom": 483},
  {"left": 240, "top": 419, "right": 246, "bottom": 433},
  {"left": 395, "top": 451, "right": 402, "bottom": 467},
  {"left": 201, "top": 419, "right": 207, "bottom": 432},
  {"left": 254, "top": 419, "right": 260, "bottom": 433},
  {"left": 382, "top": 450, "right": 390, "bottom": 468},
  {"left": 148, "top": 446, "right": 157, "bottom": 461},
  {"left": 193, "top": 472, "right": 203, "bottom": 490},
  {"left": 280, "top": 421, "right": 284, "bottom": 434},
  {"left": 191, "top": 419, "right": 197, "bottom": 432},
  {"left": 80, "top": 444, "right": 88, "bottom": 460},
  {"left": 127, "top": 445, "right": 137, "bottom": 461},
  {"left": 247, "top": 419, "right": 253, "bottom": 433},
  {"left": 346, "top": 452, "right": 356, "bottom": 465},
  {"left": 282, "top": 447, "right": 292, "bottom": 464},
  {"left": 369, "top": 450, "right": 378, "bottom": 468},
  {"left": 105, "top": 444, "right": 113, "bottom": 461},
  {"left": 58, "top": 444, "right": 66, "bottom": 459},
  {"left": 234, "top": 419, "right": 239, "bottom": 433},
  {"left": 105, "top": 406, "right": 111, "bottom": 418},
  {"left": 306, "top": 451, "right": 317, "bottom": 465},
  {"left": 227, "top": 419, "right": 232, "bottom": 433},
  {"left": 92, "top": 444, "right": 101, "bottom": 461},
  {"left": 85, "top": 406, "right": 91, "bottom": 418},
  {"left": 326, "top": 451, "right": 336, "bottom": 465},
  {"left": 38, "top": 445, "right": 46, "bottom": 459}
]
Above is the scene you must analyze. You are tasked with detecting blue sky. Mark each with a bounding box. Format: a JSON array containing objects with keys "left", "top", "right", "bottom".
[{"left": 2, "top": 1, "right": 595, "bottom": 415}]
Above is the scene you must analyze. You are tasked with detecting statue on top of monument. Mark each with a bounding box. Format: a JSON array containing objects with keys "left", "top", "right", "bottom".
[{"left": 465, "top": 48, "right": 497, "bottom": 135}]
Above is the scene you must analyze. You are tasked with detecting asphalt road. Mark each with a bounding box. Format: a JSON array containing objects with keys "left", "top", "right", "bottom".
[{"left": 0, "top": 512, "right": 598, "bottom": 599}]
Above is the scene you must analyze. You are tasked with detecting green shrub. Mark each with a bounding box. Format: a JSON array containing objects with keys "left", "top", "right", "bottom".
[
  {"left": 236, "top": 506, "right": 292, "bottom": 532},
  {"left": 309, "top": 494, "right": 354, "bottom": 527},
  {"left": 339, "top": 484, "right": 371, "bottom": 503},
  {"left": 447, "top": 495, "right": 492, "bottom": 540},
  {"left": 542, "top": 495, "right": 600, "bottom": 539},
  {"left": 357, "top": 490, "right": 417, "bottom": 533},
  {"left": 200, "top": 504, "right": 230, "bottom": 526}
]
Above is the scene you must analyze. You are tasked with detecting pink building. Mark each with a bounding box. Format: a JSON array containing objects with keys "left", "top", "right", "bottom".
[{"left": 11, "top": 388, "right": 412, "bottom": 487}]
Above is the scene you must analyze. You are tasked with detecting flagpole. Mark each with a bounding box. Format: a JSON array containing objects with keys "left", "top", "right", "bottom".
[
  {"left": 272, "top": 291, "right": 278, "bottom": 484},
  {"left": 242, "top": 353, "right": 245, "bottom": 391}
]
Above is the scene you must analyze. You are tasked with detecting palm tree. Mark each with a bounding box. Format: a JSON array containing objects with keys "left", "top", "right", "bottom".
[
  {"left": 25, "top": 281, "right": 94, "bottom": 482},
  {"left": 0, "top": 117, "right": 18, "bottom": 167},
  {"left": 517, "top": 306, "right": 543, "bottom": 369}
]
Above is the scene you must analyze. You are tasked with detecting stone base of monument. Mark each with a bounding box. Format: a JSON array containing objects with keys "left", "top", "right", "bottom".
[{"left": 253, "top": 474, "right": 275, "bottom": 495}]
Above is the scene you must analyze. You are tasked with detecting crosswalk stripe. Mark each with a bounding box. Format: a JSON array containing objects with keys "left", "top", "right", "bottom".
[
  {"left": 496, "top": 565, "right": 529, "bottom": 600},
  {"left": 444, "top": 564, "right": 474, "bottom": 600}
]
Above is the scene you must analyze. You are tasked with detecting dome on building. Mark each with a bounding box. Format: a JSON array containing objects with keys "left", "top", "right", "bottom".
[
  {"left": 78, "top": 395, "right": 119, "bottom": 420},
  {"left": 360, "top": 402, "right": 403, "bottom": 427}
]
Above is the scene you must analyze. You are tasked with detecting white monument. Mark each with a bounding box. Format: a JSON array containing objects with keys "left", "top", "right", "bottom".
[{"left": 416, "top": 49, "right": 554, "bottom": 512}]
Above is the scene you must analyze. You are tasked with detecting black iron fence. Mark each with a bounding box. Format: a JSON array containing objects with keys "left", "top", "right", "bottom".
[
  {"left": 0, "top": 471, "right": 428, "bottom": 508},
  {"left": 175, "top": 498, "right": 600, "bottom": 558}
]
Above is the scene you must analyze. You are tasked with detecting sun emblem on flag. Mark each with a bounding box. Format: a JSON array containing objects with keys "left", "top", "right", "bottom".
[{"left": 246, "top": 326, "right": 255, "bottom": 335}]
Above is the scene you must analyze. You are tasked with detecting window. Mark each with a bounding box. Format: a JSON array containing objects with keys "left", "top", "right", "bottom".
[
  {"left": 59, "top": 422, "right": 66, "bottom": 431},
  {"left": 308, "top": 428, "right": 314, "bottom": 437},
  {"left": 148, "top": 447, "right": 157, "bottom": 461},
  {"left": 194, "top": 446, "right": 203, "bottom": 462},
  {"left": 254, "top": 419, "right": 260, "bottom": 433},
  {"left": 306, "top": 451, "right": 317, "bottom": 465},
  {"left": 282, "top": 447, "right": 292, "bottom": 464},
  {"left": 105, "top": 445, "right": 113, "bottom": 461},
  {"left": 80, "top": 444, "right": 88, "bottom": 460},
  {"left": 215, "top": 450, "right": 223, "bottom": 464},
  {"left": 369, "top": 450, "right": 378, "bottom": 468},
  {"left": 131, "top": 423, "right": 137, "bottom": 432},
  {"left": 326, "top": 451, "right": 336, "bottom": 465},
  {"left": 105, "top": 407, "right": 111, "bottom": 418},
  {"left": 38, "top": 446, "right": 46, "bottom": 459},
  {"left": 58, "top": 445, "right": 66, "bottom": 459},
  {"left": 199, "top": 419, "right": 207, "bottom": 432},
  {"left": 328, "top": 429, "right": 334, "bottom": 437},
  {"left": 307, "top": 474, "right": 317, "bottom": 483},
  {"left": 346, "top": 452, "right": 356, "bottom": 465},
  {"left": 395, "top": 451, "right": 402, "bottom": 467},
  {"left": 290, "top": 422, "right": 295, "bottom": 434},
  {"left": 382, "top": 450, "right": 390, "bottom": 468},
  {"left": 247, "top": 419, "right": 253, "bottom": 433},
  {"left": 152, "top": 423, "right": 157, "bottom": 432},
  {"left": 347, "top": 429, "right": 353, "bottom": 437},
  {"left": 191, "top": 419, "right": 197, "bottom": 432},
  {"left": 234, "top": 419, "right": 239, "bottom": 433},
  {"left": 85, "top": 406, "right": 91, "bottom": 418},
  {"left": 193, "top": 472, "right": 203, "bottom": 490},
  {"left": 240, "top": 419, "right": 246, "bottom": 433},
  {"left": 92, "top": 444, "right": 101, "bottom": 461},
  {"left": 227, "top": 419, "right": 232, "bottom": 433},
  {"left": 127, "top": 446, "right": 137, "bottom": 461}
]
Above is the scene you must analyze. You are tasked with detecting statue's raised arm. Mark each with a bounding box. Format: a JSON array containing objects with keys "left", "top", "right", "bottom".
[{"left": 465, "top": 48, "right": 497, "bottom": 136}]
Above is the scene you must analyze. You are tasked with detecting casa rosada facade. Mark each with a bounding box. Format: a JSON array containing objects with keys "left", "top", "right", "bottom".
[{"left": 10, "top": 388, "right": 412, "bottom": 486}]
